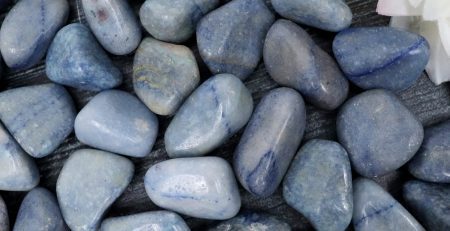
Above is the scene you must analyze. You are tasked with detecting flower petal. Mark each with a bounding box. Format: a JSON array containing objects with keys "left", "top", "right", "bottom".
[
  {"left": 437, "top": 18, "right": 450, "bottom": 56},
  {"left": 390, "top": 16, "right": 422, "bottom": 33},
  {"left": 422, "top": 0, "right": 450, "bottom": 21},
  {"left": 408, "top": 0, "right": 423, "bottom": 8},
  {"left": 377, "top": 0, "right": 422, "bottom": 16}
]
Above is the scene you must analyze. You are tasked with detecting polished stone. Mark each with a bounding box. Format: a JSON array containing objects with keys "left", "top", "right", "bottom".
[
  {"left": 0, "top": 195, "right": 8, "bottom": 231},
  {"left": 264, "top": 19, "right": 349, "bottom": 110},
  {"left": 234, "top": 87, "right": 305, "bottom": 197},
  {"left": 210, "top": 212, "right": 291, "bottom": 231},
  {"left": 197, "top": 0, "right": 274, "bottom": 80},
  {"left": 100, "top": 211, "right": 190, "bottom": 231}
]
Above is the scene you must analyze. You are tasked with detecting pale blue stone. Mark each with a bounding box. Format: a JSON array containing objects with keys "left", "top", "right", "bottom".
[
  {"left": 75, "top": 90, "right": 158, "bottom": 158},
  {"left": 0, "top": 195, "right": 8, "bottom": 231},
  {"left": 283, "top": 139, "right": 353, "bottom": 231},
  {"left": 100, "top": 211, "right": 190, "bottom": 231},
  {"left": 0, "top": 83, "right": 76, "bottom": 158},
  {"left": 210, "top": 212, "right": 291, "bottom": 231},
  {"left": 144, "top": 157, "right": 241, "bottom": 220},
  {"left": 165, "top": 74, "right": 253, "bottom": 158},
  {"left": 57, "top": 149, "right": 134, "bottom": 231},
  {"left": 234, "top": 87, "right": 305, "bottom": 198}
]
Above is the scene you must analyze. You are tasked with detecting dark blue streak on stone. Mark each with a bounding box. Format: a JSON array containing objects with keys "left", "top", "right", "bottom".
[
  {"left": 0, "top": 195, "right": 8, "bottom": 231},
  {"left": 209, "top": 211, "right": 291, "bottom": 231}
]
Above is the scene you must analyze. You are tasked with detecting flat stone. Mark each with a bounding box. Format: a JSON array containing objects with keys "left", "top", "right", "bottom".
[
  {"left": 144, "top": 157, "right": 241, "bottom": 220},
  {"left": 46, "top": 23, "right": 122, "bottom": 91},
  {"left": 0, "top": 0, "right": 68, "bottom": 70},
  {"left": 333, "top": 27, "right": 430, "bottom": 91},
  {"left": 100, "top": 211, "right": 190, "bottom": 231},
  {"left": 57, "top": 149, "right": 134, "bottom": 231},
  {"left": 210, "top": 212, "right": 291, "bottom": 231},
  {"left": 197, "top": 0, "right": 274, "bottom": 80},
  {"left": 75, "top": 90, "right": 158, "bottom": 158},
  {"left": 264, "top": 19, "right": 349, "bottom": 110},
  {"left": 0, "top": 83, "right": 76, "bottom": 158},
  {"left": 283, "top": 139, "right": 353, "bottom": 231},
  {"left": 234, "top": 87, "right": 305, "bottom": 197},
  {"left": 165, "top": 74, "right": 253, "bottom": 157},
  {"left": 133, "top": 37, "right": 200, "bottom": 115},
  {"left": 0, "top": 195, "right": 8, "bottom": 231},
  {"left": 337, "top": 89, "right": 423, "bottom": 177}
]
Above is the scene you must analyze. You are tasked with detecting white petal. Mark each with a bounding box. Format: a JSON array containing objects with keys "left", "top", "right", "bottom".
[
  {"left": 437, "top": 18, "right": 450, "bottom": 56},
  {"left": 377, "top": 0, "right": 422, "bottom": 16},
  {"left": 390, "top": 16, "right": 422, "bottom": 33},
  {"left": 408, "top": 0, "right": 423, "bottom": 8},
  {"left": 422, "top": 0, "right": 450, "bottom": 21}
]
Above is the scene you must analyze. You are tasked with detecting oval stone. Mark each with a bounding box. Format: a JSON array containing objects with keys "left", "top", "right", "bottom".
[
  {"left": 100, "top": 211, "right": 190, "bottom": 231},
  {"left": 0, "top": 195, "right": 8, "bottom": 231},
  {"left": 210, "top": 212, "right": 291, "bottom": 231}
]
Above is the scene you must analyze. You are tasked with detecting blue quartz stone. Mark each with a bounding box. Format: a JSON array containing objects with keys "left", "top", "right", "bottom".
[
  {"left": 133, "top": 37, "right": 200, "bottom": 115},
  {"left": 353, "top": 178, "right": 424, "bottom": 231},
  {"left": 0, "top": 195, "right": 8, "bottom": 231},
  {"left": 144, "top": 157, "right": 241, "bottom": 220},
  {"left": 337, "top": 89, "right": 423, "bottom": 177},
  {"left": 283, "top": 139, "right": 353, "bottom": 231},
  {"left": 210, "top": 212, "right": 291, "bottom": 231},
  {"left": 197, "top": 0, "right": 275, "bottom": 80},
  {"left": 0, "top": 83, "right": 76, "bottom": 158},
  {"left": 165, "top": 74, "right": 253, "bottom": 158},
  {"left": 46, "top": 23, "right": 122, "bottom": 91},
  {"left": 57, "top": 149, "right": 134, "bottom": 231},
  {"left": 100, "top": 211, "right": 190, "bottom": 231},
  {"left": 82, "top": 0, "right": 141, "bottom": 55},
  {"left": 140, "top": 0, "right": 219, "bottom": 43},
  {"left": 0, "top": 0, "right": 68, "bottom": 70},
  {"left": 403, "top": 180, "right": 450, "bottom": 231},
  {"left": 234, "top": 87, "right": 305, "bottom": 198},
  {"left": 264, "top": 19, "right": 349, "bottom": 110},
  {"left": 333, "top": 27, "right": 430, "bottom": 91},
  {"left": 13, "top": 187, "right": 66, "bottom": 231}
]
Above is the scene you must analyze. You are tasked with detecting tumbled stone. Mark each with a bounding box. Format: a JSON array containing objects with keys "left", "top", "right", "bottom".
[
  {"left": 133, "top": 38, "right": 200, "bottom": 115},
  {"left": 0, "top": 84, "right": 76, "bottom": 158},
  {"left": 0, "top": 0, "right": 68, "bottom": 70},
  {"left": 197, "top": 0, "right": 275, "bottom": 80},
  {"left": 144, "top": 157, "right": 241, "bottom": 220},
  {"left": 333, "top": 27, "right": 430, "bottom": 91},
  {"left": 100, "top": 211, "right": 190, "bottom": 231},
  {"left": 234, "top": 87, "right": 305, "bottom": 198},
  {"left": 264, "top": 19, "right": 349, "bottom": 110},
  {"left": 46, "top": 23, "right": 122, "bottom": 91},
  {"left": 57, "top": 149, "right": 134, "bottom": 231},
  {"left": 165, "top": 74, "right": 253, "bottom": 157},
  {"left": 0, "top": 195, "right": 8, "bottom": 231},
  {"left": 210, "top": 212, "right": 291, "bottom": 231},
  {"left": 337, "top": 89, "right": 423, "bottom": 177}
]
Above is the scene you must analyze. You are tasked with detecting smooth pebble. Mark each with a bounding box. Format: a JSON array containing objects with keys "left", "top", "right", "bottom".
[
  {"left": 100, "top": 211, "right": 190, "bottom": 231},
  {"left": 209, "top": 212, "right": 291, "bottom": 231},
  {"left": 0, "top": 195, "right": 8, "bottom": 231}
]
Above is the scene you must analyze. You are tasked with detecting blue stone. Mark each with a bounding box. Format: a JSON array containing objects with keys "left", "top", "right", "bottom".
[
  {"left": 165, "top": 74, "right": 253, "bottom": 158},
  {"left": 0, "top": 0, "right": 68, "bottom": 70},
  {"left": 57, "top": 149, "right": 134, "bottom": 231},
  {"left": 82, "top": 0, "right": 141, "bottom": 55},
  {"left": 46, "top": 23, "right": 122, "bottom": 91},
  {"left": 283, "top": 139, "right": 353, "bottom": 231},
  {"left": 210, "top": 212, "right": 291, "bottom": 231},
  {"left": 0, "top": 195, "right": 8, "bottom": 231},
  {"left": 140, "top": 0, "right": 219, "bottom": 43},
  {"left": 133, "top": 37, "right": 200, "bottom": 115},
  {"left": 337, "top": 89, "right": 423, "bottom": 177},
  {"left": 264, "top": 19, "right": 349, "bottom": 110},
  {"left": 197, "top": 0, "right": 275, "bottom": 80},
  {"left": 144, "top": 157, "right": 241, "bottom": 220},
  {"left": 333, "top": 27, "right": 430, "bottom": 91},
  {"left": 0, "top": 83, "right": 76, "bottom": 158},
  {"left": 353, "top": 178, "right": 424, "bottom": 231},
  {"left": 100, "top": 211, "right": 190, "bottom": 231},
  {"left": 234, "top": 87, "right": 305, "bottom": 197},
  {"left": 13, "top": 187, "right": 66, "bottom": 231}
]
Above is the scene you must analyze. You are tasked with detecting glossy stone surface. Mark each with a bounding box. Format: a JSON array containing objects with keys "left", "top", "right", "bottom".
[
  {"left": 75, "top": 90, "right": 158, "bottom": 158},
  {"left": 210, "top": 212, "right": 291, "bottom": 231},
  {"left": 234, "top": 88, "right": 305, "bottom": 197},
  {"left": 0, "top": 84, "right": 76, "bottom": 158},
  {"left": 264, "top": 19, "right": 349, "bottom": 110},
  {"left": 133, "top": 38, "right": 200, "bottom": 115},
  {"left": 0, "top": 0, "right": 68, "bottom": 70},
  {"left": 337, "top": 89, "right": 423, "bottom": 177},
  {"left": 165, "top": 74, "right": 253, "bottom": 157},
  {"left": 82, "top": 0, "right": 141, "bottom": 55},
  {"left": 57, "top": 149, "right": 134, "bottom": 231},
  {"left": 144, "top": 157, "right": 241, "bottom": 220},
  {"left": 140, "top": 0, "right": 219, "bottom": 43},
  {"left": 0, "top": 195, "right": 8, "bottom": 231},
  {"left": 46, "top": 23, "right": 122, "bottom": 91},
  {"left": 197, "top": 0, "right": 275, "bottom": 80},
  {"left": 100, "top": 211, "right": 190, "bottom": 231},
  {"left": 333, "top": 27, "right": 430, "bottom": 91}
]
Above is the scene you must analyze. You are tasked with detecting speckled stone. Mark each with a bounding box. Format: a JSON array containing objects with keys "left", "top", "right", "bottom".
[
  {"left": 140, "top": 0, "right": 219, "bottom": 43},
  {"left": 333, "top": 27, "right": 430, "bottom": 91},
  {"left": 75, "top": 90, "right": 158, "bottom": 158},
  {"left": 133, "top": 37, "right": 200, "bottom": 115},
  {"left": 0, "top": 83, "right": 76, "bottom": 158},
  {"left": 100, "top": 211, "right": 190, "bottom": 231},
  {"left": 57, "top": 149, "right": 134, "bottom": 231},
  {"left": 234, "top": 88, "right": 305, "bottom": 198},
  {"left": 46, "top": 23, "right": 122, "bottom": 91},
  {"left": 197, "top": 0, "right": 275, "bottom": 80},
  {"left": 337, "top": 89, "right": 423, "bottom": 177},
  {"left": 165, "top": 74, "right": 253, "bottom": 157},
  {"left": 0, "top": 195, "right": 8, "bottom": 231},
  {"left": 0, "top": 0, "right": 68, "bottom": 70},
  {"left": 264, "top": 19, "right": 349, "bottom": 110},
  {"left": 144, "top": 157, "right": 241, "bottom": 220},
  {"left": 209, "top": 212, "right": 291, "bottom": 231}
]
